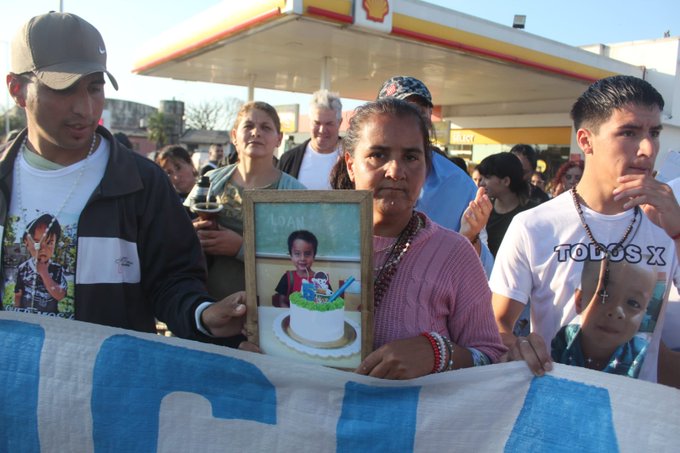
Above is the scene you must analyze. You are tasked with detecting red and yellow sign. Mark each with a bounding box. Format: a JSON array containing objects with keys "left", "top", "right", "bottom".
[
  {"left": 363, "top": 0, "right": 389, "bottom": 23},
  {"left": 449, "top": 127, "right": 571, "bottom": 145}
]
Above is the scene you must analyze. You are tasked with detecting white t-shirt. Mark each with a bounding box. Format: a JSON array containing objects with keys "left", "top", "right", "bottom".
[
  {"left": 296, "top": 141, "right": 341, "bottom": 190},
  {"left": 662, "top": 177, "right": 680, "bottom": 349},
  {"left": 490, "top": 191, "right": 680, "bottom": 381},
  {"left": 1, "top": 137, "right": 109, "bottom": 319}
]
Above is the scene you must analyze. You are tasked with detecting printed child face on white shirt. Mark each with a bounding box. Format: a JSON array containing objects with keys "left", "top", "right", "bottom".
[
  {"left": 576, "top": 259, "right": 655, "bottom": 355},
  {"left": 24, "top": 224, "right": 57, "bottom": 264}
]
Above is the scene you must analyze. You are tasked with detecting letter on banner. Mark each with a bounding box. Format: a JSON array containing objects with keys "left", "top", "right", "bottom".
[
  {"left": 91, "top": 335, "right": 277, "bottom": 452},
  {"left": 337, "top": 381, "right": 420, "bottom": 452},
  {"left": 505, "top": 376, "right": 618, "bottom": 452},
  {"left": 0, "top": 321, "right": 43, "bottom": 453}
]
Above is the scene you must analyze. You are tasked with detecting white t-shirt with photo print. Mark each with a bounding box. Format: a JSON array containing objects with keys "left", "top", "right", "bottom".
[
  {"left": 1, "top": 136, "right": 109, "bottom": 318},
  {"left": 490, "top": 191, "right": 680, "bottom": 382}
]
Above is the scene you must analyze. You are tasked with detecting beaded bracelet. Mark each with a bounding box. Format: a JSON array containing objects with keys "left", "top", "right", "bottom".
[
  {"left": 672, "top": 230, "right": 680, "bottom": 241},
  {"left": 429, "top": 332, "right": 447, "bottom": 373},
  {"left": 442, "top": 336, "right": 454, "bottom": 371},
  {"left": 421, "top": 332, "right": 442, "bottom": 374}
]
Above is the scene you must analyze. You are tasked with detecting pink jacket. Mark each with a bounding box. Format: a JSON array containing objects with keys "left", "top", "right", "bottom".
[{"left": 373, "top": 214, "right": 506, "bottom": 362}]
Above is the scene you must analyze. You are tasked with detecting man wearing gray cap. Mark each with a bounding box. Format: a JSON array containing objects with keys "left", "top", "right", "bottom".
[
  {"left": 377, "top": 76, "right": 494, "bottom": 274},
  {"left": 2, "top": 12, "right": 245, "bottom": 345}
]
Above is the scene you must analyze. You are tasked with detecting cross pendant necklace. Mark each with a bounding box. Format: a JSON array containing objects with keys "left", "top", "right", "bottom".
[
  {"left": 570, "top": 186, "right": 639, "bottom": 304},
  {"left": 598, "top": 287, "right": 609, "bottom": 303}
]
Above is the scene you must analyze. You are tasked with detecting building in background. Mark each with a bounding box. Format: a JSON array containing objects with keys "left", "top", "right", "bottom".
[{"left": 102, "top": 99, "right": 158, "bottom": 155}]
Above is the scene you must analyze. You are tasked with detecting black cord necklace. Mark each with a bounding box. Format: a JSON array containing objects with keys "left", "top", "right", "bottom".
[{"left": 570, "top": 186, "right": 639, "bottom": 304}]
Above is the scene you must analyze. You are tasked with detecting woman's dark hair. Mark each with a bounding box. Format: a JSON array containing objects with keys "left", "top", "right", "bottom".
[
  {"left": 287, "top": 230, "right": 318, "bottom": 256},
  {"left": 476, "top": 152, "right": 528, "bottom": 199},
  {"left": 509, "top": 144, "right": 538, "bottom": 171},
  {"left": 330, "top": 98, "right": 432, "bottom": 189},
  {"left": 157, "top": 145, "right": 193, "bottom": 167},
  {"left": 23, "top": 214, "right": 61, "bottom": 242},
  {"left": 448, "top": 156, "right": 467, "bottom": 173}
]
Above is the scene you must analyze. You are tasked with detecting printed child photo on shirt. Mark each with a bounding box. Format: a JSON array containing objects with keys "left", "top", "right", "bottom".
[
  {"left": 551, "top": 258, "right": 666, "bottom": 378},
  {"left": 2, "top": 213, "right": 76, "bottom": 318}
]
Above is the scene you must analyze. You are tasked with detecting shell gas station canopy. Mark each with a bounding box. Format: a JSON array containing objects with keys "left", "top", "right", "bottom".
[
  {"left": 132, "top": 0, "right": 641, "bottom": 110},
  {"left": 132, "top": 0, "right": 646, "bottom": 160}
]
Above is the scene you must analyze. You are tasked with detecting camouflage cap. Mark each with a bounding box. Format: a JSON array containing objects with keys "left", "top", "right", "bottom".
[{"left": 377, "top": 76, "right": 432, "bottom": 107}]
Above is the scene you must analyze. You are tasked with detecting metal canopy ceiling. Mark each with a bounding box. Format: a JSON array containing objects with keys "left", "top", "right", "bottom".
[{"left": 133, "top": 1, "right": 642, "bottom": 114}]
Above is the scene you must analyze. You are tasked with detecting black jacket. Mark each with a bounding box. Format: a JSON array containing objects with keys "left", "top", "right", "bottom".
[
  {"left": 0, "top": 127, "right": 215, "bottom": 341},
  {"left": 277, "top": 140, "right": 309, "bottom": 178}
]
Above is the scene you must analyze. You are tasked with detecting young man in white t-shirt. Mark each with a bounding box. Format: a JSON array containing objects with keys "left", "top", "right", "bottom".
[{"left": 490, "top": 75, "right": 680, "bottom": 385}]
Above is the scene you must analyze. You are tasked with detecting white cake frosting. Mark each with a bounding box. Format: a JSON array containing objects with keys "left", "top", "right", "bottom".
[{"left": 289, "top": 292, "right": 345, "bottom": 343}]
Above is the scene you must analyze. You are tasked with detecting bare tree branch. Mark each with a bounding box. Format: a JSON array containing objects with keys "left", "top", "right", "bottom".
[{"left": 185, "top": 97, "right": 244, "bottom": 131}]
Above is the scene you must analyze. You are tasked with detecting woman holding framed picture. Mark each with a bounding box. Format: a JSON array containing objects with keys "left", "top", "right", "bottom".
[{"left": 331, "top": 98, "right": 506, "bottom": 379}]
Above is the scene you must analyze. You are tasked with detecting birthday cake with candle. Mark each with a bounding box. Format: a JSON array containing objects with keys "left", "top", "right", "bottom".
[{"left": 288, "top": 273, "right": 345, "bottom": 344}]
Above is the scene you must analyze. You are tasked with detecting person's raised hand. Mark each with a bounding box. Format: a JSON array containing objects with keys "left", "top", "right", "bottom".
[
  {"left": 200, "top": 291, "right": 247, "bottom": 337},
  {"left": 505, "top": 332, "right": 552, "bottom": 376},
  {"left": 355, "top": 335, "right": 434, "bottom": 379},
  {"left": 460, "top": 187, "right": 492, "bottom": 242},
  {"left": 613, "top": 175, "right": 680, "bottom": 239}
]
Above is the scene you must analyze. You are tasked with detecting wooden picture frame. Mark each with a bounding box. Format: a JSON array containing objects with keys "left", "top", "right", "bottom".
[{"left": 243, "top": 190, "right": 373, "bottom": 369}]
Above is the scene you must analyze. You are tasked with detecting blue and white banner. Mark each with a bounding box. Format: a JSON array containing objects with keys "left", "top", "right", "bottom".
[{"left": 1, "top": 311, "right": 678, "bottom": 452}]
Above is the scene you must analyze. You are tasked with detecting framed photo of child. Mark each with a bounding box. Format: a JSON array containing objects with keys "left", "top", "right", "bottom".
[{"left": 243, "top": 190, "right": 373, "bottom": 369}]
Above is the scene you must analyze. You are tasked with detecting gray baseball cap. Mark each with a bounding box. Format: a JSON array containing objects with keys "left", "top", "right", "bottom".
[{"left": 11, "top": 12, "right": 118, "bottom": 90}]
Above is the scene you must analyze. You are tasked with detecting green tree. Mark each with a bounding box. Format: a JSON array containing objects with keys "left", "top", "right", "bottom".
[{"left": 146, "top": 112, "right": 171, "bottom": 148}]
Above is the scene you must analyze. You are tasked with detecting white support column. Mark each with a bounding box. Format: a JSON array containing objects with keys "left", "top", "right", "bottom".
[
  {"left": 320, "top": 56, "right": 331, "bottom": 90},
  {"left": 247, "top": 74, "right": 256, "bottom": 101}
]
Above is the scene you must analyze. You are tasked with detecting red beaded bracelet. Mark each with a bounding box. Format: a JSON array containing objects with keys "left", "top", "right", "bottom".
[
  {"left": 421, "top": 332, "right": 441, "bottom": 374},
  {"left": 672, "top": 230, "right": 680, "bottom": 241}
]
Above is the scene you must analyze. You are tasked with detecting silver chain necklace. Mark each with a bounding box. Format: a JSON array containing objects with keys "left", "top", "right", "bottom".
[{"left": 15, "top": 133, "right": 97, "bottom": 310}]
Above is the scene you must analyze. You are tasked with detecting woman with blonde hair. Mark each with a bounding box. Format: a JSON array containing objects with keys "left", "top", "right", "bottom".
[{"left": 188, "top": 102, "right": 305, "bottom": 347}]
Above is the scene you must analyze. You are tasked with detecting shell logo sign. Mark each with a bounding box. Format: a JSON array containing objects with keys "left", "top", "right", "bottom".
[
  {"left": 354, "top": 0, "right": 392, "bottom": 32},
  {"left": 363, "top": 0, "right": 389, "bottom": 23}
]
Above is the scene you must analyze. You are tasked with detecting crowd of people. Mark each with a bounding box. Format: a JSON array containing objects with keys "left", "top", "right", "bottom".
[{"left": 1, "top": 12, "right": 679, "bottom": 390}]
